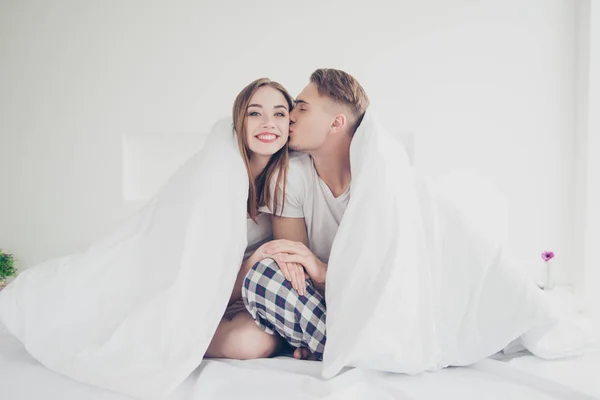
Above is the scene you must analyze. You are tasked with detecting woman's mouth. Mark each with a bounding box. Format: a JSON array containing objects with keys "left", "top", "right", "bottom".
[{"left": 255, "top": 132, "right": 280, "bottom": 143}]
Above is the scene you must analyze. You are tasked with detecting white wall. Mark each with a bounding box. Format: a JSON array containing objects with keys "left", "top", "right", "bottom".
[
  {"left": 581, "top": 1, "right": 600, "bottom": 320},
  {"left": 0, "top": 0, "right": 579, "bottom": 285},
  {"left": 574, "top": 0, "right": 591, "bottom": 296}
]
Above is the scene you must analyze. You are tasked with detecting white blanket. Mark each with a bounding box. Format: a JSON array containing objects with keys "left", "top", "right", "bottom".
[
  {"left": 0, "top": 117, "right": 249, "bottom": 399},
  {"left": 322, "top": 111, "right": 593, "bottom": 377},
  {"left": 0, "top": 112, "right": 592, "bottom": 399}
]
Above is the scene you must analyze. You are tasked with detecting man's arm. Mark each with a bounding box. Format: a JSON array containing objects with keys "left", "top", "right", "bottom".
[{"left": 271, "top": 216, "right": 327, "bottom": 296}]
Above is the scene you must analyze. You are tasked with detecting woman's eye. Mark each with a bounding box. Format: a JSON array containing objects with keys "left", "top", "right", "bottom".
[
  {"left": 275, "top": 112, "right": 286, "bottom": 117},
  {"left": 248, "top": 111, "right": 260, "bottom": 117}
]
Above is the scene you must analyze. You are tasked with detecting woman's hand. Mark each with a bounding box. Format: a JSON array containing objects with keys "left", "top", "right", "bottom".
[
  {"left": 262, "top": 240, "right": 327, "bottom": 287},
  {"left": 249, "top": 244, "right": 308, "bottom": 296},
  {"left": 276, "top": 259, "right": 308, "bottom": 296}
]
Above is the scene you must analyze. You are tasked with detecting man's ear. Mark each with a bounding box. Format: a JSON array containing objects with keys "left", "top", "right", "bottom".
[{"left": 330, "top": 113, "right": 347, "bottom": 133}]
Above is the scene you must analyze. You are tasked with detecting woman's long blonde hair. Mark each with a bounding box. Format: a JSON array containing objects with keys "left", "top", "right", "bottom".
[{"left": 232, "top": 78, "right": 293, "bottom": 220}]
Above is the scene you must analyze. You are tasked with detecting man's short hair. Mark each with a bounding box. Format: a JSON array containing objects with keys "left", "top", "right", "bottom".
[{"left": 310, "top": 68, "right": 370, "bottom": 133}]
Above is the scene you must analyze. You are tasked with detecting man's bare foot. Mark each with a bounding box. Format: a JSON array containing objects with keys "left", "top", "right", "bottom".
[{"left": 293, "top": 347, "right": 315, "bottom": 360}]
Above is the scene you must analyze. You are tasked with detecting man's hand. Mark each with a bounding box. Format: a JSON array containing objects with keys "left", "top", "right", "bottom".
[{"left": 262, "top": 240, "right": 327, "bottom": 288}]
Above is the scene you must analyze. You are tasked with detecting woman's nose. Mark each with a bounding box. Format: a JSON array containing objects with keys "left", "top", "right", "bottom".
[{"left": 262, "top": 117, "right": 276, "bottom": 129}]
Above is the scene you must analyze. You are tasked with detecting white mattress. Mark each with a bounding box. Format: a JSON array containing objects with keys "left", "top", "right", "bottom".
[{"left": 1, "top": 323, "right": 598, "bottom": 400}]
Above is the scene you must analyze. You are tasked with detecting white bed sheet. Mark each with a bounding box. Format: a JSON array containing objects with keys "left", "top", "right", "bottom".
[{"left": 2, "top": 323, "right": 598, "bottom": 400}]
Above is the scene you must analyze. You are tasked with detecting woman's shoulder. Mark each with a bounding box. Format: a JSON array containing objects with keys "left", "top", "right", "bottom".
[
  {"left": 288, "top": 152, "right": 314, "bottom": 177},
  {"left": 264, "top": 152, "right": 313, "bottom": 202},
  {"left": 289, "top": 151, "right": 310, "bottom": 162}
]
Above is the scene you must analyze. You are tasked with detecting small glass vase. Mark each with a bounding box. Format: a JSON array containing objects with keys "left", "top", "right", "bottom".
[{"left": 539, "top": 260, "right": 556, "bottom": 290}]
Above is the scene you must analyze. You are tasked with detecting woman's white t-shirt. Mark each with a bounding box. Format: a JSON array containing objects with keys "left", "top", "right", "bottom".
[{"left": 244, "top": 213, "right": 272, "bottom": 261}]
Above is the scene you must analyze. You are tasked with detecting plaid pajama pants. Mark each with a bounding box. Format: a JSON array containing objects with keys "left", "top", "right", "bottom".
[{"left": 242, "top": 258, "right": 327, "bottom": 360}]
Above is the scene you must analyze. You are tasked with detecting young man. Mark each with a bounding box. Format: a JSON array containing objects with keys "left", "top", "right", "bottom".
[{"left": 241, "top": 69, "right": 369, "bottom": 360}]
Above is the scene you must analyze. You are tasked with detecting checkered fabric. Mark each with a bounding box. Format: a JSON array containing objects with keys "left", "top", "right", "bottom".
[{"left": 242, "top": 258, "right": 327, "bottom": 360}]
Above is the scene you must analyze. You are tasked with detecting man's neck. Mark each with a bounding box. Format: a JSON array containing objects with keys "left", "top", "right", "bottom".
[{"left": 310, "top": 136, "right": 352, "bottom": 198}]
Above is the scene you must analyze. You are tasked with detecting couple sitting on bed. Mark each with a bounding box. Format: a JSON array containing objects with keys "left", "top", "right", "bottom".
[{"left": 205, "top": 68, "right": 367, "bottom": 362}]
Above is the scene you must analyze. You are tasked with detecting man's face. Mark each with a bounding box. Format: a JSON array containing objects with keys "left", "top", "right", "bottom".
[{"left": 288, "top": 83, "right": 334, "bottom": 153}]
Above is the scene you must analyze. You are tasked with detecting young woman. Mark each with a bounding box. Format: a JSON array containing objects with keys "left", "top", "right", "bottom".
[{"left": 204, "top": 78, "right": 293, "bottom": 359}]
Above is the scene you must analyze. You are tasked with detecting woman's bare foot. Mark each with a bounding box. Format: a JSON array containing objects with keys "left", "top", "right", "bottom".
[{"left": 293, "top": 347, "right": 315, "bottom": 360}]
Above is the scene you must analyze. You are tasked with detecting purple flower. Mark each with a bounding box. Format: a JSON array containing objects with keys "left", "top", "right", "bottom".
[{"left": 541, "top": 251, "right": 555, "bottom": 262}]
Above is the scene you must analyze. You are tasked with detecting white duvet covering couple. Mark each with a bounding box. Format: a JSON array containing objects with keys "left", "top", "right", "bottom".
[{"left": 0, "top": 69, "right": 595, "bottom": 400}]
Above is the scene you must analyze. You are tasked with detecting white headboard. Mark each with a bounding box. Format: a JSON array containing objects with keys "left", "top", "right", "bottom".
[{"left": 122, "top": 128, "right": 415, "bottom": 202}]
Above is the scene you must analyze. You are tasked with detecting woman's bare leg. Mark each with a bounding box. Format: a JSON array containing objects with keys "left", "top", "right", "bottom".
[{"left": 205, "top": 311, "right": 282, "bottom": 359}]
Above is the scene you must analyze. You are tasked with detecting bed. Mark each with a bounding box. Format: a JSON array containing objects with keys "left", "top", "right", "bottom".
[
  {"left": 2, "top": 127, "right": 598, "bottom": 399},
  {"left": 2, "top": 321, "right": 598, "bottom": 400}
]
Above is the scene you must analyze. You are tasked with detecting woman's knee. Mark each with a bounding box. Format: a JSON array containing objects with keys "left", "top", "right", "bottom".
[
  {"left": 248, "top": 258, "right": 285, "bottom": 278},
  {"left": 243, "top": 258, "right": 290, "bottom": 296}
]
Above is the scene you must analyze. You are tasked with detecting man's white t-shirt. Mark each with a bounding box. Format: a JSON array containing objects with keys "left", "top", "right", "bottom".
[{"left": 259, "top": 152, "right": 350, "bottom": 263}]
